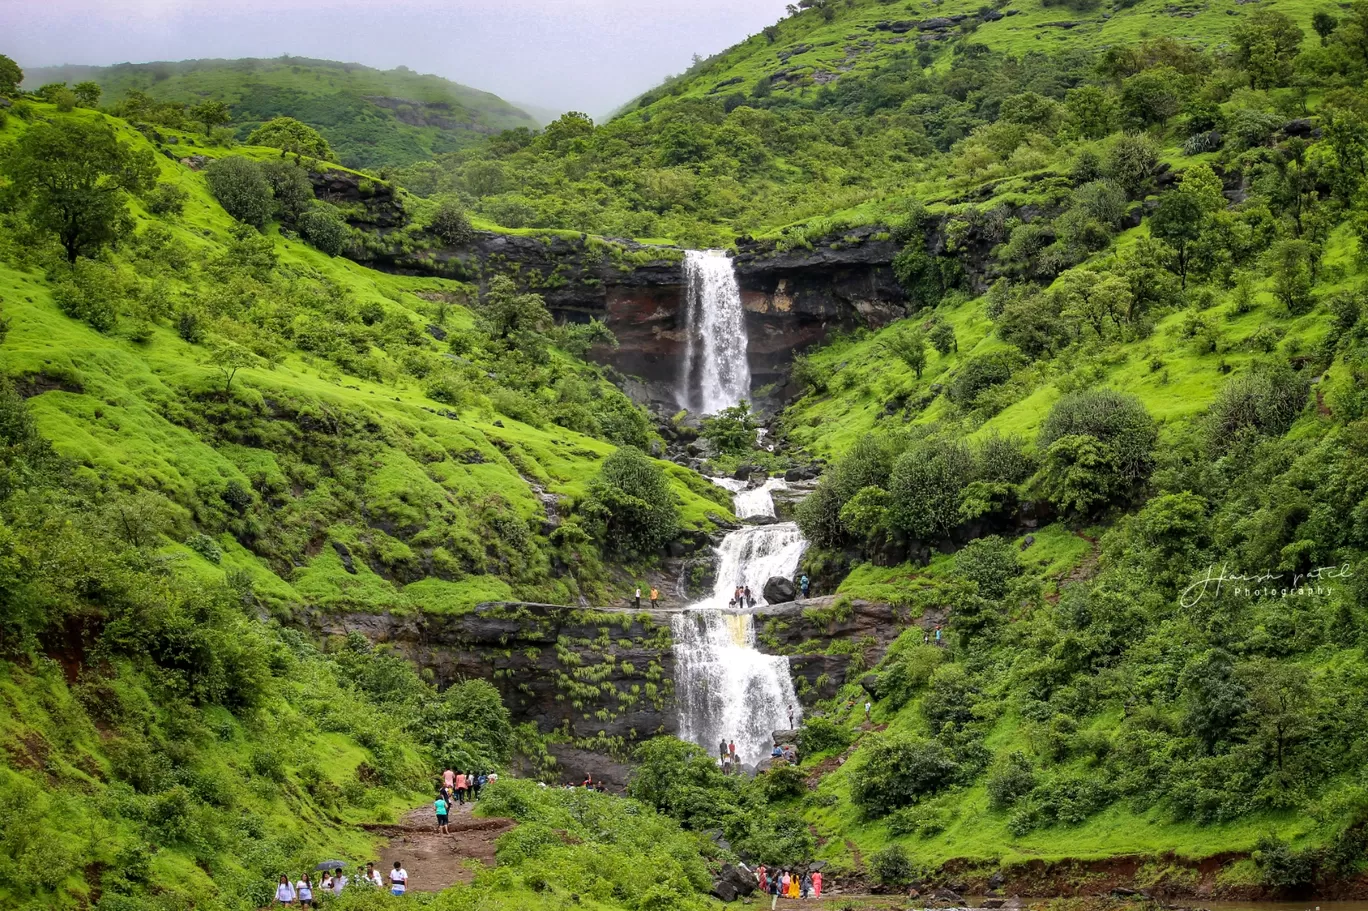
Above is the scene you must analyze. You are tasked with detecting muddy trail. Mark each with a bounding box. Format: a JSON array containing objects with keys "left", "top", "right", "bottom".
[{"left": 361, "top": 801, "right": 514, "bottom": 893}]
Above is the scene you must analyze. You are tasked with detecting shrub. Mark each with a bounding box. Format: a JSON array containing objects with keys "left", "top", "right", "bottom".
[
  {"left": 145, "top": 182, "right": 189, "bottom": 217},
  {"left": 1105, "top": 132, "right": 1160, "bottom": 198},
  {"left": 187, "top": 534, "right": 223, "bottom": 564},
  {"left": 297, "top": 202, "right": 350, "bottom": 256},
  {"left": 879, "top": 641, "right": 944, "bottom": 710},
  {"left": 699, "top": 401, "right": 757, "bottom": 453},
  {"left": 870, "top": 845, "right": 914, "bottom": 886},
  {"left": 430, "top": 199, "right": 476, "bottom": 245},
  {"left": 850, "top": 736, "right": 958, "bottom": 818},
  {"left": 887, "top": 440, "right": 974, "bottom": 540},
  {"left": 955, "top": 535, "right": 1022, "bottom": 599},
  {"left": 1207, "top": 364, "right": 1310, "bottom": 445},
  {"left": 50, "top": 260, "right": 122, "bottom": 332},
  {"left": 798, "top": 716, "right": 853, "bottom": 756},
  {"left": 583, "top": 447, "right": 680, "bottom": 558},
  {"left": 1038, "top": 388, "right": 1156, "bottom": 485},
  {"left": 949, "top": 351, "right": 1020, "bottom": 408},
  {"left": 205, "top": 156, "right": 273, "bottom": 228},
  {"left": 987, "top": 752, "right": 1036, "bottom": 810},
  {"left": 259, "top": 158, "right": 315, "bottom": 222}
]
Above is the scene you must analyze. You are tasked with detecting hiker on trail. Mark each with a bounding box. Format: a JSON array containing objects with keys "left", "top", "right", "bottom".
[
  {"left": 923, "top": 629, "right": 930, "bottom": 645},
  {"left": 865, "top": 701, "right": 872, "bottom": 721},
  {"left": 475, "top": 771, "right": 488, "bottom": 799},
  {"left": 331, "top": 870, "right": 347, "bottom": 895},
  {"left": 455, "top": 771, "right": 467, "bottom": 804},
  {"left": 297, "top": 874, "right": 315, "bottom": 908},
  {"left": 634, "top": 586, "right": 642, "bottom": 608},
  {"left": 769, "top": 869, "right": 781, "bottom": 910},
  {"left": 390, "top": 861, "right": 408, "bottom": 896},
  {"left": 801, "top": 872, "right": 812, "bottom": 899},
  {"left": 790, "top": 871, "right": 801, "bottom": 899},
  {"left": 719, "top": 739, "right": 728, "bottom": 761},
  {"left": 320, "top": 872, "right": 333, "bottom": 893},
  {"left": 744, "top": 586, "right": 754, "bottom": 607},
  {"left": 275, "top": 875, "right": 296, "bottom": 906},
  {"left": 729, "top": 740, "right": 737, "bottom": 761},
  {"left": 812, "top": 870, "right": 822, "bottom": 898},
  {"left": 934, "top": 625, "right": 942, "bottom": 646},
  {"left": 779, "top": 871, "right": 790, "bottom": 903},
  {"left": 650, "top": 586, "right": 659, "bottom": 607},
  {"left": 799, "top": 574, "right": 810, "bottom": 598},
  {"left": 443, "top": 767, "right": 454, "bottom": 791},
  {"left": 756, "top": 864, "right": 768, "bottom": 892},
  {"left": 435, "top": 792, "right": 450, "bottom": 834},
  {"left": 364, "top": 863, "right": 384, "bottom": 888}
]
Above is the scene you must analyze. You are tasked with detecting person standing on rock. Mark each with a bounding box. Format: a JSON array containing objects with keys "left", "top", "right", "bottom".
[
  {"left": 650, "top": 586, "right": 659, "bottom": 607},
  {"left": 744, "top": 586, "right": 754, "bottom": 608},
  {"left": 455, "top": 770, "right": 467, "bottom": 804},
  {"left": 634, "top": 586, "right": 642, "bottom": 608},
  {"left": 719, "top": 739, "right": 728, "bottom": 762},
  {"left": 799, "top": 574, "right": 810, "bottom": 598}
]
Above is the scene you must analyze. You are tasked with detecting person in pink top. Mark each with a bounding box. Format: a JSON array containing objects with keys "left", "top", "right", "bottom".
[
  {"left": 455, "top": 771, "right": 468, "bottom": 804},
  {"left": 812, "top": 871, "right": 822, "bottom": 898},
  {"left": 443, "top": 768, "right": 455, "bottom": 791}
]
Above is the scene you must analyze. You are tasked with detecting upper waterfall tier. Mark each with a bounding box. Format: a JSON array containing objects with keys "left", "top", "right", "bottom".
[{"left": 680, "top": 250, "right": 751, "bottom": 415}]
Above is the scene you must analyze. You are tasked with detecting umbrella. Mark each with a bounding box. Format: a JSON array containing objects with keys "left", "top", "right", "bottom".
[{"left": 315, "top": 860, "right": 347, "bottom": 872}]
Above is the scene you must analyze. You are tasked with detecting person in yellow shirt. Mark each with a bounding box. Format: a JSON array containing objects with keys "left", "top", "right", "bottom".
[{"left": 649, "top": 586, "right": 659, "bottom": 607}]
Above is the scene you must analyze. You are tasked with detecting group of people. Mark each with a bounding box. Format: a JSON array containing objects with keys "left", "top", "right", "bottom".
[
  {"left": 728, "top": 586, "right": 756, "bottom": 609},
  {"left": 435, "top": 768, "right": 496, "bottom": 833},
  {"left": 756, "top": 865, "right": 821, "bottom": 907},
  {"left": 770, "top": 743, "right": 798, "bottom": 765},
  {"left": 718, "top": 738, "right": 742, "bottom": 773},
  {"left": 632, "top": 585, "right": 660, "bottom": 608},
  {"left": 922, "top": 626, "right": 943, "bottom": 646},
  {"left": 274, "top": 862, "right": 408, "bottom": 905}
]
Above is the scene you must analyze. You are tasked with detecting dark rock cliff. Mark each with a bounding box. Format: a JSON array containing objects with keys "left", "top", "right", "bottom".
[
  {"left": 309, "top": 602, "right": 677, "bottom": 752},
  {"left": 312, "top": 170, "right": 910, "bottom": 411}
]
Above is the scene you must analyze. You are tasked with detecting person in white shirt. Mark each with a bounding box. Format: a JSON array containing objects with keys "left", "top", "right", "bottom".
[
  {"left": 296, "top": 874, "right": 314, "bottom": 908},
  {"left": 390, "top": 861, "right": 408, "bottom": 896},
  {"left": 274, "top": 875, "right": 295, "bottom": 906},
  {"left": 331, "top": 872, "right": 347, "bottom": 895},
  {"left": 363, "top": 862, "right": 384, "bottom": 887}
]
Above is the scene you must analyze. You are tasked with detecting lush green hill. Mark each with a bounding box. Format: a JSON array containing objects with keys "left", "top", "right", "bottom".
[{"left": 23, "top": 57, "right": 538, "bottom": 169}]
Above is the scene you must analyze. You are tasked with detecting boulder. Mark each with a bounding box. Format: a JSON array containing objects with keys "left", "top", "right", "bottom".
[
  {"left": 718, "top": 863, "right": 756, "bottom": 897},
  {"left": 984, "top": 900, "right": 1007, "bottom": 908},
  {"left": 733, "top": 464, "right": 757, "bottom": 480},
  {"left": 987, "top": 871, "right": 1005, "bottom": 890},
  {"left": 860, "top": 673, "right": 881, "bottom": 698},
  {"left": 710, "top": 881, "right": 738, "bottom": 902},
  {"left": 931, "top": 888, "right": 963, "bottom": 903},
  {"left": 771, "top": 728, "right": 801, "bottom": 744},
  {"left": 763, "top": 576, "right": 797, "bottom": 604}
]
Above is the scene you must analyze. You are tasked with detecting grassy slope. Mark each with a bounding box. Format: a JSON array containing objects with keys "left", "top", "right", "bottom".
[
  {"left": 24, "top": 57, "right": 538, "bottom": 169},
  {"left": 0, "top": 106, "right": 727, "bottom": 619},
  {"left": 642, "top": 0, "right": 1325, "bottom": 109}
]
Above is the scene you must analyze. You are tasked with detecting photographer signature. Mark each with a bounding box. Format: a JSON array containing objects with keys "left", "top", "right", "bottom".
[{"left": 1180, "top": 563, "right": 1354, "bottom": 608}]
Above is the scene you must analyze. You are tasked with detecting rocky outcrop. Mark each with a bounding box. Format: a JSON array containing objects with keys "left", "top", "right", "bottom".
[
  {"left": 763, "top": 576, "right": 797, "bottom": 604},
  {"left": 310, "top": 602, "right": 677, "bottom": 753}
]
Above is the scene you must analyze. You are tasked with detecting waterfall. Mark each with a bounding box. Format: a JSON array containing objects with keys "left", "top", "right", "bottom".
[
  {"left": 711, "top": 476, "right": 790, "bottom": 520},
  {"left": 672, "top": 485, "right": 806, "bottom": 769},
  {"left": 680, "top": 250, "right": 751, "bottom": 415}
]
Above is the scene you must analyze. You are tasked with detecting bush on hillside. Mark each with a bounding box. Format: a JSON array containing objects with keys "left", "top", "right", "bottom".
[
  {"left": 850, "top": 735, "right": 958, "bottom": 818},
  {"left": 869, "top": 844, "right": 914, "bottom": 886},
  {"left": 948, "top": 351, "right": 1021, "bottom": 408},
  {"left": 583, "top": 446, "right": 680, "bottom": 558},
  {"left": 699, "top": 401, "right": 757, "bottom": 453},
  {"left": 145, "top": 182, "right": 189, "bottom": 218},
  {"left": 1034, "top": 389, "right": 1156, "bottom": 514},
  {"left": 205, "top": 156, "right": 274, "bottom": 228},
  {"left": 259, "top": 158, "right": 315, "bottom": 222},
  {"left": 798, "top": 715, "right": 853, "bottom": 755},
  {"left": 955, "top": 535, "right": 1022, "bottom": 599},
  {"left": 1207, "top": 363, "right": 1310, "bottom": 446},
  {"left": 297, "top": 201, "right": 351, "bottom": 256},
  {"left": 430, "top": 199, "right": 476, "bottom": 245}
]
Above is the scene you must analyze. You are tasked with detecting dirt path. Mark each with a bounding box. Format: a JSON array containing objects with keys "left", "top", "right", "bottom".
[{"left": 363, "top": 801, "right": 515, "bottom": 893}]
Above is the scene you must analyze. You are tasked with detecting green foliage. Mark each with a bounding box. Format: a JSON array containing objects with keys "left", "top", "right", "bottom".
[
  {"left": 247, "top": 116, "right": 336, "bottom": 161},
  {"left": 869, "top": 844, "right": 913, "bottom": 886},
  {"left": 0, "top": 54, "right": 21, "bottom": 96},
  {"left": 850, "top": 735, "right": 958, "bottom": 818},
  {"left": 700, "top": 402, "right": 757, "bottom": 454},
  {"left": 954, "top": 535, "right": 1021, "bottom": 599},
  {"left": 798, "top": 716, "right": 853, "bottom": 756},
  {"left": 0, "top": 117, "right": 157, "bottom": 262},
  {"left": 429, "top": 199, "right": 475, "bottom": 245},
  {"left": 297, "top": 201, "right": 352, "bottom": 256},
  {"left": 1034, "top": 389, "right": 1156, "bottom": 514},
  {"left": 1207, "top": 363, "right": 1311, "bottom": 446},
  {"left": 205, "top": 156, "right": 274, "bottom": 228},
  {"left": 584, "top": 447, "right": 680, "bottom": 558},
  {"left": 145, "top": 181, "right": 189, "bottom": 217}
]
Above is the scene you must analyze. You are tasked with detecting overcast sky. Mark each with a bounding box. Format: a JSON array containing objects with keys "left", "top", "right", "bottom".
[{"left": 2, "top": 0, "right": 795, "bottom": 118}]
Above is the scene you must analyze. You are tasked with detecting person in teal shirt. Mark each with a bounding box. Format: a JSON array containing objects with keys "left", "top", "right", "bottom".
[{"left": 434, "top": 794, "right": 449, "bottom": 834}]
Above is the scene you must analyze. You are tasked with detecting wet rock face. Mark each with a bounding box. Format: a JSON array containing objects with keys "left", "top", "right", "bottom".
[{"left": 310, "top": 602, "right": 678, "bottom": 749}]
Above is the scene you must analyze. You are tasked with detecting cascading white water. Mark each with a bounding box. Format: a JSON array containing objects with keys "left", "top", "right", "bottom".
[
  {"left": 680, "top": 250, "right": 751, "bottom": 415},
  {"left": 709, "top": 476, "right": 789, "bottom": 520},
  {"left": 672, "top": 484, "right": 805, "bottom": 769}
]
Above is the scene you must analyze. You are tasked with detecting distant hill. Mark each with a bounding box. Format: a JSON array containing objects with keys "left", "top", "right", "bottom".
[{"left": 24, "top": 56, "right": 539, "bottom": 169}]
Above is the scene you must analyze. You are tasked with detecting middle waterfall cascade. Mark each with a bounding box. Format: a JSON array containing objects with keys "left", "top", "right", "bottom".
[
  {"left": 680, "top": 250, "right": 751, "bottom": 415},
  {"left": 709, "top": 476, "right": 789, "bottom": 520},
  {"left": 672, "top": 483, "right": 805, "bottom": 770}
]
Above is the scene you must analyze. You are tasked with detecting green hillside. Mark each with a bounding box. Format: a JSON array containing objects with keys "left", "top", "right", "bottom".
[{"left": 23, "top": 57, "right": 539, "bottom": 169}]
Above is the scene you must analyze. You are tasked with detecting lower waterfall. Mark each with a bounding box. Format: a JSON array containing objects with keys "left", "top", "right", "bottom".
[{"left": 672, "top": 491, "right": 805, "bottom": 770}]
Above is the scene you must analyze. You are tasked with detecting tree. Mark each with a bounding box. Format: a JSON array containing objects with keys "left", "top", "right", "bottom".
[
  {"left": 763, "top": 24, "right": 781, "bottom": 43},
  {"left": 1034, "top": 389, "right": 1156, "bottom": 513},
  {"left": 297, "top": 202, "right": 350, "bottom": 256},
  {"left": 0, "top": 54, "right": 21, "bottom": 96},
  {"left": 189, "top": 100, "right": 231, "bottom": 134},
  {"left": 204, "top": 342, "right": 260, "bottom": 395},
  {"left": 258, "top": 158, "right": 314, "bottom": 222},
  {"left": 1049, "top": 269, "right": 1133, "bottom": 337},
  {"left": 1267, "top": 238, "right": 1318, "bottom": 314},
  {"left": 71, "top": 81, "right": 102, "bottom": 108},
  {"left": 882, "top": 324, "right": 927, "bottom": 378},
  {"left": 479, "top": 275, "right": 552, "bottom": 349},
  {"left": 929, "top": 321, "right": 957, "bottom": 356},
  {"left": 1064, "top": 85, "right": 1118, "bottom": 140},
  {"left": 1149, "top": 191, "right": 1206, "bottom": 288},
  {"left": 430, "top": 200, "right": 475, "bottom": 245},
  {"left": 204, "top": 156, "right": 274, "bottom": 228},
  {"left": 1313, "top": 10, "right": 1339, "bottom": 44},
  {"left": 700, "top": 402, "right": 757, "bottom": 454},
  {"left": 584, "top": 446, "right": 680, "bottom": 558},
  {"left": 850, "top": 736, "right": 958, "bottom": 818},
  {"left": 1231, "top": 9, "right": 1304, "bottom": 88},
  {"left": 1105, "top": 132, "right": 1160, "bottom": 199},
  {"left": 1119, "top": 67, "right": 1184, "bottom": 129},
  {"left": 246, "top": 116, "right": 334, "bottom": 161},
  {"left": 0, "top": 119, "right": 157, "bottom": 263}
]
